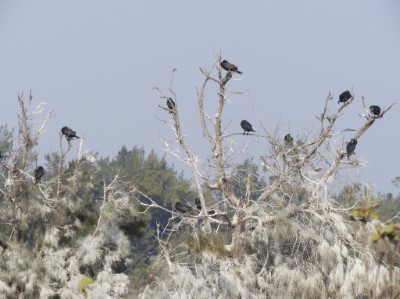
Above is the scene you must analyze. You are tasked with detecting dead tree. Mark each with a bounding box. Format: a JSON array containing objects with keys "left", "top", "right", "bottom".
[{"left": 147, "top": 56, "right": 398, "bottom": 298}]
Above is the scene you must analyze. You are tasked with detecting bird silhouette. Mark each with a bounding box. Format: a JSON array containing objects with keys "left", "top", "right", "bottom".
[
  {"left": 34, "top": 166, "right": 44, "bottom": 183},
  {"left": 195, "top": 198, "right": 202, "bottom": 211},
  {"left": 221, "top": 60, "right": 243, "bottom": 74},
  {"left": 175, "top": 201, "right": 193, "bottom": 213},
  {"left": 338, "top": 90, "right": 352, "bottom": 104},
  {"left": 240, "top": 120, "right": 255, "bottom": 135},
  {"left": 61, "top": 126, "right": 80, "bottom": 141},
  {"left": 346, "top": 139, "right": 357, "bottom": 159},
  {"left": 284, "top": 134, "right": 294, "bottom": 146},
  {"left": 166, "top": 98, "right": 176, "bottom": 111},
  {"left": 369, "top": 105, "right": 381, "bottom": 117},
  {"left": 194, "top": 198, "right": 216, "bottom": 215}
]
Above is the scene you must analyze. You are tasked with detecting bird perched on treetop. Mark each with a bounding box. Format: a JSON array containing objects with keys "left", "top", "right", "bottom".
[
  {"left": 221, "top": 60, "right": 243, "bottom": 74},
  {"left": 166, "top": 98, "right": 175, "bottom": 111},
  {"left": 346, "top": 139, "right": 357, "bottom": 159},
  {"left": 338, "top": 90, "right": 352, "bottom": 104},
  {"left": 240, "top": 120, "right": 255, "bottom": 135},
  {"left": 61, "top": 126, "right": 80, "bottom": 141},
  {"left": 175, "top": 201, "right": 193, "bottom": 213},
  {"left": 284, "top": 133, "right": 294, "bottom": 146},
  {"left": 369, "top": 105, "right": 381, "bottom": 117},
  {"left": 34, "top": 166, "right": 44, "bottom": 183}
]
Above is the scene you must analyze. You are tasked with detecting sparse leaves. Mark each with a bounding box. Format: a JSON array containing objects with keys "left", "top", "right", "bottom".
[
  {"left": 371, "top": 221, "right": 400, "bottom": 243},
  {"left": 348, "top": 203, "right": 380, "bottom": 222},
  {"left": 79, "top": 276, "right": 94, "bottom": 293}
]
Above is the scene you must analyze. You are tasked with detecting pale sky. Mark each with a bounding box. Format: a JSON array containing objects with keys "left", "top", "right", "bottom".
[{"left": 1, "top": 1, "right": 399, "bottom": 194}]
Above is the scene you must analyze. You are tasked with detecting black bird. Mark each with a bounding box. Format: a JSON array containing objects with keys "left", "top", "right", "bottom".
[
  {"left": 346, "top": 139, "right": 357, "bottom": 159},
  {"left": 195, "top": 198, "right": 202, "bottom": 211},
  {"left": 284, "top": 133, "right": 294, "bottom": 146},
  {"left": 166, "top": 98, "right": 176, "bottom": 111},
  {"left": 34, "top": 166, "right": 45, "bottom": 183},
  {"left": 369, "top": 105, "right": 381, "bottom": 117},
  {"left": 338, "top": 90, "right": 352, "bottom": 104},
  {"left": 61, "top": 126, "right": 80, "bottom": 141},
  {"left": 240, "top": 120, "right": 255, "bottom": 135},
  {"left": 195, "top": 198, "right": 216, "bottom": 215},
  {"left": 221, "top": 60, "right": 243, "bottom": 74},
  {"left": 175, "top": 201, "right": 193, "bottom": 213}
]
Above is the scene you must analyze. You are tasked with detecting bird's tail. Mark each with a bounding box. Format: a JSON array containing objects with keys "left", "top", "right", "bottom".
[{"left": 236, "top": 70, "right": 243, "bottom": 74}]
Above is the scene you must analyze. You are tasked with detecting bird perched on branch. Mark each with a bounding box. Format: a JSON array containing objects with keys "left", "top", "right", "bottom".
[
  {"left": 195, "top": 198, "right": 202, "bottom": 211},
  {"left": 34, "top": 166, "right": 44, "bottom": 183},
  {"left": 221, "top": 60, "right": 243, "bottom": 74},
  {"left": 369, "top": 105, "right": 381, "bottom": 117},
  {"left": 240, "top": 120, "right": 255, "bottom": 135},
  {"left": 284, "top": 134, "right": 294, "bottom": 146},
  {"left": 346, "top": 139, "right": 357, "bottom": 159},
  {"left": 175, "top": 201, "right": 193, "bottom": 213},
  {"left": 166, "top": 98, "right": 176, "bottom": 111},
  {"left": 195, "top": 198, "right": 216, "bottom": 215},
  {"left": 338, "top": 90, "right": 352, "bottom": 104},
  {"left": 61, "top": 126, "right": 80, "bottom": 141}
]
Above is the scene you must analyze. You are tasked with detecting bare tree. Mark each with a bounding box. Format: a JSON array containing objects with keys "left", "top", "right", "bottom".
[{"left": 141, "top": 56, "right": 397, "bottom": 298}]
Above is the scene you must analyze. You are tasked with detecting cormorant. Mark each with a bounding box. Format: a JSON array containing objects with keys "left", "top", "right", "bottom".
[
  {"left": 195, "top": 198, "right": 216, "bottom": 215},
  {"left": 284, "top": 133, "right": 294, "bottom": 146},
  {"left": 61, "top": 126, "right": 80, "bottom": 141},
  {"left": 34, "top": 166, "right": 44, "bottom": 183},
  {"left": 221, "top": 60, "right": 243, "bottom": 74},
  {"left": 338, "top": 90, "right": 352, "bottom": 104},
  {"left": 346, "top": 139, "right": 357, "bottom": 159},
  {"left": 240, "top": 120, "right": 255, "bottom": 135},
  {"left": 166, "top": 98, "right": 176, "bottom": 111},
  {"left": 175, "top": 201, "right": 193, "bottom": 213},
  {"left": 369, "top": 105, "right": 381, "bottom": 117},
  {"left": 195, "top": 198, "right": 202, "bottom": 211}
]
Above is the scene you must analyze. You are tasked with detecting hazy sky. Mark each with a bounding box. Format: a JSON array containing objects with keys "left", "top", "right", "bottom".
[{"left": 1, "top": 1, "right": 399, "bottom": 194}]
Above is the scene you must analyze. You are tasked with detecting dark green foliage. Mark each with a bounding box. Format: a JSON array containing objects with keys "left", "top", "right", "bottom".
[
  {"left": 96, "top": 145, "right": 195, "bottom": 269},
  {"left": 0, "top": 96, "right": 166, "bottom": 295},
  {"left": 376, "top": 196, "right": 400, "bottom": 223}
]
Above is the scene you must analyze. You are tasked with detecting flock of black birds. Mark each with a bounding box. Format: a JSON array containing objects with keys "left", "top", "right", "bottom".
[
  {"left": 337, "top": 90, "right": 383, "bottom": 158},
  {"left": 165, "top": 61, "right": 382, "bottom": 213},
  {"left": 28, "top": 126, "right": 80, "bottom": 184}
]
